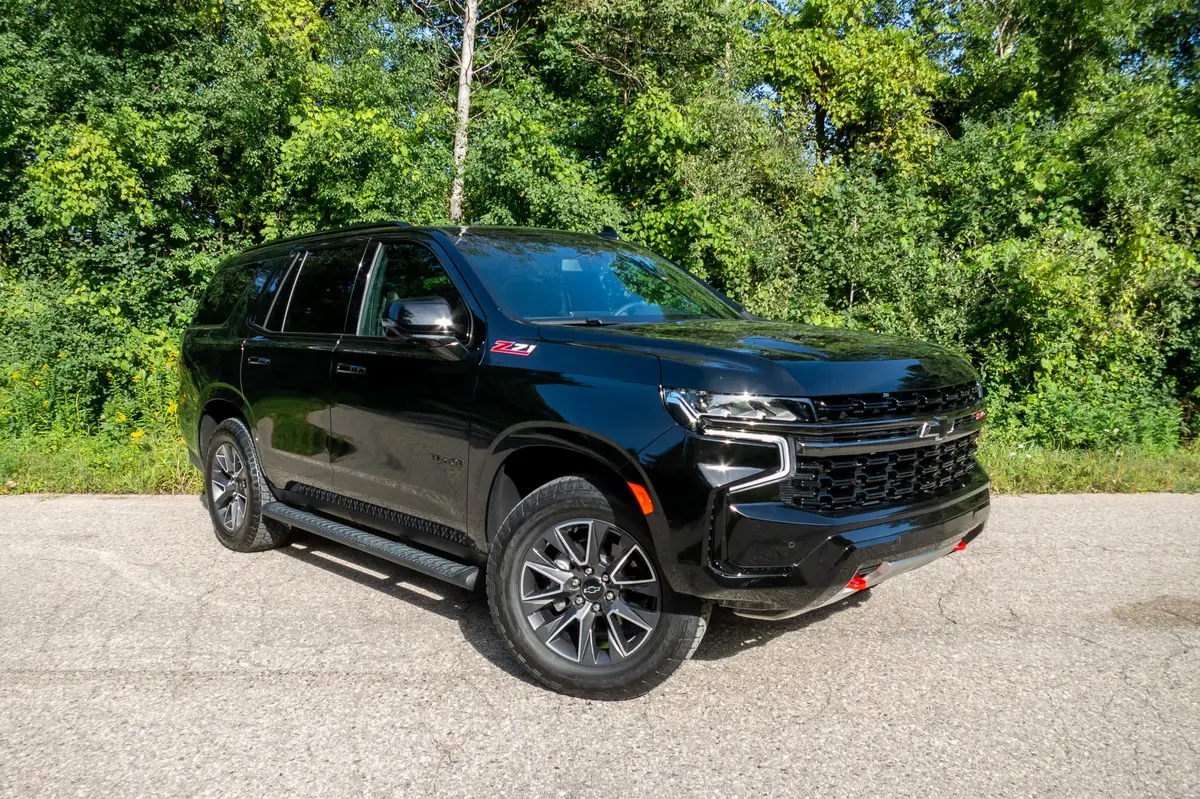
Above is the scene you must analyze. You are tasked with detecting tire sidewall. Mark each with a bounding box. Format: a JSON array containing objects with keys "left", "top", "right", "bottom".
[
  {"left": 489, "top": 478, "right": 698, "bottom": 693},
  {"left": 203, "top": 419, "right": 271, "bottom": 551}
]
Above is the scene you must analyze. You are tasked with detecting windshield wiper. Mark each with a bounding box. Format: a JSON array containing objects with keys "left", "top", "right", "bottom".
[{"left": 537, "top": 318, "right": 619, "bottom": 326}]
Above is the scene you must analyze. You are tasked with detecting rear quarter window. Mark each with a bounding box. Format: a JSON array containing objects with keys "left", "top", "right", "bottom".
[{"left": 192, "top": 261, "right": 255, "bottom": 327}]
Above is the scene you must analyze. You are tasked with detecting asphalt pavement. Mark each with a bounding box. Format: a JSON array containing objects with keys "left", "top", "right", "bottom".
[{"left": 0, "top": 493, "right": 1197, "bottom": 798}]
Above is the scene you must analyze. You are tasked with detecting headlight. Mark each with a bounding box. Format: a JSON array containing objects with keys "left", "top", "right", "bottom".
[
  {"left": 662, "top": 388, "right": 796, "bottom": 493},
  {"left": 662, "top": 388, "right": 813, "bottom": 430}
]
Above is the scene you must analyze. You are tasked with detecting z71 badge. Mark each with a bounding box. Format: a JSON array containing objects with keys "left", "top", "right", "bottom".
[{"left": 490, "top": 340, "right": 537, "bottom": 356}]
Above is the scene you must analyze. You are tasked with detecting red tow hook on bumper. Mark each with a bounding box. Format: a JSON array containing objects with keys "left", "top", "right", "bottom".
[{"left": 844, "top": 538, "right": 969, "bottom": 593}]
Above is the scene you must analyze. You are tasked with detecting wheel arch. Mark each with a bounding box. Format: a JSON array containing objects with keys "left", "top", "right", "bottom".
[
  {"left": 479, "top": 425, "right": 660, "bottom": 547},
  {"left": 198, "top": 388, "right": 251, "bottom": 460}
]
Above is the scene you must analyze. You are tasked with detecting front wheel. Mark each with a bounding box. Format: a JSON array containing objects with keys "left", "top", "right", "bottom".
[{"left": 487, "top": 475, "right": 709, "bottom": 700}]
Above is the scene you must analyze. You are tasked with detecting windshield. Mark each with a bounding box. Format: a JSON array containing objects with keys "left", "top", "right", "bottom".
[{"left": 449, "top": 230, "right": 741, "bottom": 324}]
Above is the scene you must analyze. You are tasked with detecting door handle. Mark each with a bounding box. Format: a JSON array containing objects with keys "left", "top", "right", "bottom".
[
  {"left": 336, "top": 363, "right": 367, "bottom": 375},
  {"left": 246, "top": 356, "right": 271, "bottom": 366}
]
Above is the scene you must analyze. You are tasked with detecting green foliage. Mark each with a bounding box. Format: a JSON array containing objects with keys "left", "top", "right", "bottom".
[
  {"left": 1, "top": 0, "right": 1198, "bottom": 468},
  {"left": 757, "top": 0, "right": 944, "bottom": 164},
  {"left": 466, "top": 83, "right": 623, "bottom": 228}
]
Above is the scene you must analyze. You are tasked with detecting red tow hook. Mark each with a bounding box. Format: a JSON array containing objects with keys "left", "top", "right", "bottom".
[
  {"left": 952, "top": 540, "right": 968, "bottom": 552},
  {"left": 846, "top": 575, "right": 869, "bottom": 591}
]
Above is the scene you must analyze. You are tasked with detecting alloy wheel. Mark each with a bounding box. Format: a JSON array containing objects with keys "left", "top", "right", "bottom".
[
  {"left": 209, "top": 442, "right": 248, "bottom": 531},
  {"left": 519, "top": 518, "right": 661, "bottom": 665}
]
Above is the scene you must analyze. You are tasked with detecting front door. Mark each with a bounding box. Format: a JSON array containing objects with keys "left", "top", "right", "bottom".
[
  {"left": 328, "top": 238, "right": 481, "bottom": 540},
  {"left": 241, "top": 240, "right": 371, "bottom": 496}
]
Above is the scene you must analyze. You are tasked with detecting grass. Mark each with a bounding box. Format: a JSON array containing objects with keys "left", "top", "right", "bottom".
[
  {"left": 0, "top": 430, "right": 200, "bottom": 495},
  {"left": 0, "top": 431, "right": 1196, "bottom": 496},
  {"left": 978, "top": 439, "right": 1200, "bottom": 494}
]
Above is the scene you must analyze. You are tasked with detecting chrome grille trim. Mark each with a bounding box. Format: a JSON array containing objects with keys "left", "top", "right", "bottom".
[{"left": 792, "top": 405, "right": 984, "bottom": 457}]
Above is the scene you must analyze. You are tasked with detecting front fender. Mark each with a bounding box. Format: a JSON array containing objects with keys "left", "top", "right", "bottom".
[{"left": 469, "top": 422, "right": 666, "bottom": 539}]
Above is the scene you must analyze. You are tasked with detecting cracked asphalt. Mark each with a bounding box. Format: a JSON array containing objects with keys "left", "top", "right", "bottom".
[{"left": 0, "top": 493, "right": 1197, "bottom": 798}]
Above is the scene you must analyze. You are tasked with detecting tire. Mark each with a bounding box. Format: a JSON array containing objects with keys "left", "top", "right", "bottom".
[
  {"left": 202, "top": 417, "right": 290, "bottom": 552},
  {"left": 487, "top": 475, "right": 709, "bottom": 700}
]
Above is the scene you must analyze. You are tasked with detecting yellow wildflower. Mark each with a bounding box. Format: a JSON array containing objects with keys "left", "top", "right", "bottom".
[
  {"left": 57, "top": 352, "right": 66, "bottom": 359},
  {"left": 116, "top": 412, "right": 127, "bottom": 423},
  {"left": 10, "top": 371, "right": 18, "bottom": 380},
  {"left": 42, "top": 400, "right": 49, "bottom": 407},
  {"left": 130, "top": 430, "right": 145, "bottom": 440},
  {"left": 32, "top": 378, "right": 39, "bottom": 386},
  {"left": 132, "top": 374, "right": 141, "bottom": 381},
  {"left": 166, "top": 401, "right": 178, "bottom": 415}
]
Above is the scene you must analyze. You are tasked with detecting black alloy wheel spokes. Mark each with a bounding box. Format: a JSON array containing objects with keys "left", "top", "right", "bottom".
[
  {"left": 519, "top": 518, "right": 661, "bottom": 666},
  {"left": 210, "top": 443, "right": 248, "bottom": 531}
]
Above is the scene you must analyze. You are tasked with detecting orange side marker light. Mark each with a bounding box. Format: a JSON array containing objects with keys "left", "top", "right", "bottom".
[{"left": 627, "top": 482, "right": 654, "bottom": 515}]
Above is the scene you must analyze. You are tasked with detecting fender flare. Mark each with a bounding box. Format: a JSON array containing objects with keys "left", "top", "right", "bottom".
[
  {"left": 196, "top": 383, "right": 253, "bottom": 457},
  {"left": 471, "top": 422, "right": 664, "bottom": 543}
]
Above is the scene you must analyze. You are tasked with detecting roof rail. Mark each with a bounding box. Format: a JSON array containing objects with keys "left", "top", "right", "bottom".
[{"left": 242, "top": 220, "right": 412, "bottom": 254}]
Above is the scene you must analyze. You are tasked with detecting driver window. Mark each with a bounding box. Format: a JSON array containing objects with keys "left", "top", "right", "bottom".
[{"left": 357, "top": 242, "right": 469, "bottom": 340}]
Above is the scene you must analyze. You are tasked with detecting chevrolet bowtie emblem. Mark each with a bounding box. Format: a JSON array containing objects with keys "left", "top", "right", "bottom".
[{"left": 919, "top": 416, "right": 954, "bottom": 440}]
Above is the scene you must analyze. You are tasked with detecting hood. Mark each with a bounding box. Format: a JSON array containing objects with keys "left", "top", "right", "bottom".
[{"left": 537, "top": 319, "right": 978, "bottom": 396}]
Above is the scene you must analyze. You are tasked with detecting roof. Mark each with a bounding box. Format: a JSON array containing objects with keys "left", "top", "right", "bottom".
[
  {"left": 236, "top": 222, "right": 624, "bottom": 260},
  {"left": 238, "top": 220, "right": 412, "bottom": 257}
]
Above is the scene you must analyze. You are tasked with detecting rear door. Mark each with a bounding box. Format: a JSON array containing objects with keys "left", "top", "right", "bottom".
[
  {"left": 328, "top": 237, "right": 482, "bottom": 539},
  {"left": 241, "top": 239, "right": 371, "bottom": 496}
]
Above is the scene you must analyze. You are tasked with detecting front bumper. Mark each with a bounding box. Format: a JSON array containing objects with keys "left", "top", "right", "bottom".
[
  {"left": 657, "top": 466, "right": 990, "bottom": 613},
  {"left": 730, "top": 532, "right": 975, "bottom": 620}
]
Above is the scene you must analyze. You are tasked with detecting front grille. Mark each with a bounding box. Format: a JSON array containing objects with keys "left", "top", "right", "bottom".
[
  {"left": 781, "top": 432, "right": 980, "bottom": 512},
  {"left": 811, "top": 381, "right": 981, "bottom": 423}
]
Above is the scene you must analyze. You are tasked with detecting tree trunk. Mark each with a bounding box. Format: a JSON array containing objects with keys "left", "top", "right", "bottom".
[
  {"left": 448, "top": 0, "right": 478, "bottom": 224},
  {"left": 814, "top": 103, "right": 827, "bottom": 163}
]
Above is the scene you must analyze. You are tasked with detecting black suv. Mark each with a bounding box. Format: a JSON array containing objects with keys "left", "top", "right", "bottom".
[{"left": 180, "top": 222, "right": 989, "bottom": 699}]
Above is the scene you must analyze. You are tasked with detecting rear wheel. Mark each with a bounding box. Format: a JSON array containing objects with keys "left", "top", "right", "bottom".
[
  {"left": 202, "top": 418, "right": 289, "bottom": 552},
  {"left": 487, "top": 475, "right": 708, "bottom": 699}
]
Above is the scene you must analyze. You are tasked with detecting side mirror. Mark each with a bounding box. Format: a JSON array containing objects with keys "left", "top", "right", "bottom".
[{"left": 382, "top": 297, "right": 469, "bottom": 360}]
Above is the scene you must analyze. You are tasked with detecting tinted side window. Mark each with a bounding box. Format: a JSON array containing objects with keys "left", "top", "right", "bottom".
[
  {"left": 357, "top": 242, "right": 468, "bottom": 340},
  {"left": 193, "top": 261, "right": 254, "bottom": 327},
  {"left": 250, "top": 254, "right": 299, "bottom": 330},
  {"left": 284, "top": 244, "right": 368, "bottom": 334}
]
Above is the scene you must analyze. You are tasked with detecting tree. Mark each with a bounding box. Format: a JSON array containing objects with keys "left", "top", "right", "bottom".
[
  {"left": 404, "top": 0, "right": 526, "bottom": 222},
  {"left": 754, "top": 0, "right": 943, "bottom": 167}
]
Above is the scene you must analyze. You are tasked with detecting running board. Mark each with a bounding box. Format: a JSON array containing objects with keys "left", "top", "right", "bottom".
[{"left": 262, "top": 502, "right": 480, "bottom": 591}]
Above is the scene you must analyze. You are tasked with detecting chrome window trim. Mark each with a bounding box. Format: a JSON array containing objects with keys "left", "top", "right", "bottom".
[
  {"left": 355, "top": 242, "right": 384, "bottom": 336},
  {"left": 255, "top": 252, "right": 299, "bottom": 333},
  {"left": 279, "top": 251, "right": 308, "bottom": 333}
]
